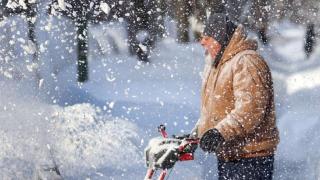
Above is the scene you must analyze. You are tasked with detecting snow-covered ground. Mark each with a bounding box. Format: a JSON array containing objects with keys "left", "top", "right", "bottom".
[{"left": 0, "top": 9, "right": 320, "bottom": 180}]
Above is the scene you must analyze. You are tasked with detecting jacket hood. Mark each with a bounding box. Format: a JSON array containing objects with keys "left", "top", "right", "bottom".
[{"left": 219, "top": 25, "right": 258, "bottom": 66}]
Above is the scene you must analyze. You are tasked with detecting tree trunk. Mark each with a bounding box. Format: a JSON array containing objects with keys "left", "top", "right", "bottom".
[
  {"left": 26, "top": 2, "right": 41, "bottom": 82},
  {"left": 77, "top": 19, "right": 89, "bottom": 82},
  {"left": 305, "top": 23, "right": 315, "bottom": 57},
  {"left": 0, "top": 0, "right": 6, "bottom": 20},
  {"left": 175, "top": 0, "right": 191, "bottom": 43}
]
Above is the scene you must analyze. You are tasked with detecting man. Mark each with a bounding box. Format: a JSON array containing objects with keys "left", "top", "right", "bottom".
[{"left": 193, "top": 13, "right": 280, "bottom": 179}]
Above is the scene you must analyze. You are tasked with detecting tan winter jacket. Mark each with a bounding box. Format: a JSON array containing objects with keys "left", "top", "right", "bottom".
[{"left": 197, "top": 25, "right": 279, "bottom": 161}]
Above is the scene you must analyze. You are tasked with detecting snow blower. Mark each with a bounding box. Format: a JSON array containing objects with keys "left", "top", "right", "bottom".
[{"left": 144, "top": 125, "right": 199, "bottom": 180}]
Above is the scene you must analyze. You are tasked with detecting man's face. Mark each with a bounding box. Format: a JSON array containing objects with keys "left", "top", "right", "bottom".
[{"left": 200, "top": 36, "right": 222, "bottom": 59}]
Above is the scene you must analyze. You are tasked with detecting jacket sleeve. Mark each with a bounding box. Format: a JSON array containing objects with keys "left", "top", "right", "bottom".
[{"left": 215, "top": 54, "right": 271, "bottom": 141}]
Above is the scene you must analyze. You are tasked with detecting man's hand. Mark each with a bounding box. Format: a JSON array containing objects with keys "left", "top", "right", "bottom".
[
  {"left": 145, "top": 137, "right": 181, "bottom": 169},
  {"left": 199, "top": 129, "right": 224, "bottom": 152}
]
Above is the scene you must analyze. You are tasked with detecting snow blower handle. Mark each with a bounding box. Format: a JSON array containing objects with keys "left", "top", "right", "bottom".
[
  {"left": 157, "top": 124, "right": 168, "bottom": 180},
  {"left": 158, "top": 124, "right": 168, "bottom": 138},
  {"left": 144, "top": 125, "right": 199, "bottom": 180},
  {"left": 145, "top": 124, "right": 169, "bottom": 180}
]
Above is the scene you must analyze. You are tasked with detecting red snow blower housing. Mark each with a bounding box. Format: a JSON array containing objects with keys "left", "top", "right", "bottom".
[{"left": 144, "top": 125, "right": 199, "bottom": 180}]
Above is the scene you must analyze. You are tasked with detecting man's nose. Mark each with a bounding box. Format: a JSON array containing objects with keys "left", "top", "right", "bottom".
[{"left": 200, "top": 39, "right": 206, "bottom": 46}]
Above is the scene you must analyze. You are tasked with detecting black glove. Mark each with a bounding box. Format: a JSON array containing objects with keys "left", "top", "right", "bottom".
[{"left": 200, "top": 129, "right": 224, "bottom": 153}]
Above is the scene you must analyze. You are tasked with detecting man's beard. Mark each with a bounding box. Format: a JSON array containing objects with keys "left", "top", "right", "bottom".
[
  {"left": 202, "top": 51, "right": 214, "bottom": 85},
  {"left": 205, "top": 50, "right": 215, "bottom": 66}
]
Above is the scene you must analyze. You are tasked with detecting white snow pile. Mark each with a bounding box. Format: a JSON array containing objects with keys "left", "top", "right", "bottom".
[
  {"left": 51, "top": 103, "right": 142, "bottom": 177},
  {"left": 0, "top": 82, "right": 142, "bottom": 178},
  {"left": 0, "top": 81, "right": 53, "bottom": 179}
]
